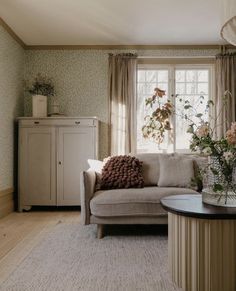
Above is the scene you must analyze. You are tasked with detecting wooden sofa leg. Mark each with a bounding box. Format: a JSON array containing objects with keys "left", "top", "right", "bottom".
[{"left": 97, "top": 224, "right": 104, "bottom": 239}]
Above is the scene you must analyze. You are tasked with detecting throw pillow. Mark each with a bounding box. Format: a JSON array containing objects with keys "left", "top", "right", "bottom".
[
  {"left": 87, "top": 159, "right": 105, "bottom": 191},
  {"left": 100, "top": 155, "right": 144, "bottom": 189},
  {"left": 158, "top": 155, "right": 195, "bottom": 188},
  {"left": 87, "top": 159, "right": 104, "bottom": 174},
  {"left": 134, "top": 153, "right": 160, "bottom": 186},
  {"left": 174, "top": 153, "right": 208, "bottom": 191}
]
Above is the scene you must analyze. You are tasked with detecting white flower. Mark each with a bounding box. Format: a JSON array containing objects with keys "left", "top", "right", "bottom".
[
  {"left": 223, "top": 151, "right": 234, "bottom": 162},
  {"left": 142, "top": 126, "right": 149, "bottom": 137},
  {"left": 202, "top": 147, "right": 212, "bottom": 156}
]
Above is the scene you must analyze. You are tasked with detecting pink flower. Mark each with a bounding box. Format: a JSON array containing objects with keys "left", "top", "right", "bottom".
[
  {"left": 195, "top": 124, "right": 209, "bottom": 138},
  {"left": 226, "top": 123, "right": 236, "bottom": 145},
  {"left": 226, "top": 130, "right": 236, "bottom": 145},
  {"left": 230, "top": 122, "right": 236, "bottom": 134}
]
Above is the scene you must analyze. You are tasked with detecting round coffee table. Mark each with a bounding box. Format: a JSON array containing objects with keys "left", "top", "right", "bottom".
[{"left": 161, "top": 194, "right": 236, "bottom": 291}]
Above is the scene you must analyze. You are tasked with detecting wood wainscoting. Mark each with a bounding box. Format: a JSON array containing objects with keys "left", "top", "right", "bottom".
[{"left": 0, "top": 188, "right": 14, "bottom": 219}]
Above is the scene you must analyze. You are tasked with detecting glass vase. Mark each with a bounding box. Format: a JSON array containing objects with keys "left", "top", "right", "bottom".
[
  {"left": 202, "top": 188, "right": 236, "bottom": 207},
  {"left": 202, "top": 156, "right": 236, "bottom": 207}
]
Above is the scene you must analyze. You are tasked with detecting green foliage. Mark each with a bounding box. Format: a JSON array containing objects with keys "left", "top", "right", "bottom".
[
  {"left": 195, "top": 113, "right": 203, "bottom": 118},
  {"left": 184, "top": 104, "right": 192, "bottom": 110},
  {"left": 25, "top": 73, "right": 54, "bottom": 97},
  {"left": 210, "top": 167, "right": 219, "bottom": 175},
  {"left": 213, "top": 184, "right": 224, "bottom": 192}
]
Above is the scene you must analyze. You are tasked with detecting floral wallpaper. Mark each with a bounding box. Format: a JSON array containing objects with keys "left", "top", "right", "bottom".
[
  {"left": 24, "top": 48, "right": 219, "bottom": 159},
  {"left": 24, "top": 50, "right": 109, "bottom": 159},
  {"left": 0, "top": 22, "right": 234, "bottom": 192},
  {"left": 0, "top": 26, "right": 24, "bottom": 191}
]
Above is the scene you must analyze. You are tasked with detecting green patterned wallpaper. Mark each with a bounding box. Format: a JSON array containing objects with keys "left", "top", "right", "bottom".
[
  {"left": 24, "top": 48, "right": 219, "bottom": 159},
  {"left": 0, "top": 22, "right": 232, "bottom": 191},
  {"left": 0, "top": 26, "right": 24, "bottom": 191},
  {"left": 24, "top": 50, "right": 109, "bottom": 159}
]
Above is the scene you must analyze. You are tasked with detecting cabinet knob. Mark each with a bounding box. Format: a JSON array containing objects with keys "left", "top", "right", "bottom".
[
  {"left": 34, "top": 121, "right": 40, "bottom": 124},
  {"left": 59, "top": 161, "right": 62, "bottom": 165},
  {"left": 75, "top": 121, "right": 80, "bottom": 125}
]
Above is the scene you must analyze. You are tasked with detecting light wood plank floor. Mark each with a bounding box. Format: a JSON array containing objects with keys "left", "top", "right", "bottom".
[{"left": 0, "top": 210, "right": 80, "bottom": 284}]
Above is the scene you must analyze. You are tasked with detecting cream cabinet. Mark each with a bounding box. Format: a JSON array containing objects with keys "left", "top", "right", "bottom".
[{"left": 18, "top": 117, "right": 98, "bottom": 211}]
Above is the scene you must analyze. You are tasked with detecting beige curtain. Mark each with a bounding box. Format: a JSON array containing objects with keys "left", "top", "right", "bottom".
[
  {"left": 214, "top": 53, "right": 236, "bottom": 138},
  {"left": 108, "top": 53, "right": 137, "bottom": 155}
]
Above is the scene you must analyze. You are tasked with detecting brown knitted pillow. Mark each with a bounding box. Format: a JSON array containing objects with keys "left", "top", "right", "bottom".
[{"left": 100, "top": 155, "right": 144, "bottom": 189}]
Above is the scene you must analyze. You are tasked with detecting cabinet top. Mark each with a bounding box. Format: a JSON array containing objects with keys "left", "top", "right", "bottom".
[
  {"left": 17, "top": 116, "right": 98, "bottom": 120},
  {"left": 17, "top": 116, "right": 99, "bottom": 127}
]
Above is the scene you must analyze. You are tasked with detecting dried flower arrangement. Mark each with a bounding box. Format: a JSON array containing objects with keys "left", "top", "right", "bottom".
[{"left": 142, "top": 88, "right": 173, "bottom": 144}]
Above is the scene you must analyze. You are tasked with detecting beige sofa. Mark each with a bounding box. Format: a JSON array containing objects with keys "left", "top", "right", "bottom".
[{"left": 80, "top": 153, "right": 204, "bottom": 238}]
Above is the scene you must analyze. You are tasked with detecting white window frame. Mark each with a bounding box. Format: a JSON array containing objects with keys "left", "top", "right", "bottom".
[{"left": 136, "top": 63, "right": 215, "bottom": 153}]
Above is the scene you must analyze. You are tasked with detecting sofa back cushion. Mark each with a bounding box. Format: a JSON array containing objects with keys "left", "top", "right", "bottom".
[
  {"left": 178, "top": 154, "right": 208, "bottom": 190},
  {"left": 158, "top": 154, "right": 195, "bottom": 188},
  {"left": 134, "top": 153, "right": 160, "bottom": 186},
  {"left": 134, "top": 153, "right": 207, "bottom": 189}
]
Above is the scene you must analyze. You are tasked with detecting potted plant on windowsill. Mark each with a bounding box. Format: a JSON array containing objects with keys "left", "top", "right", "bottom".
[{"left": 25, "top": 73, "right": 55, "bottom": 117}]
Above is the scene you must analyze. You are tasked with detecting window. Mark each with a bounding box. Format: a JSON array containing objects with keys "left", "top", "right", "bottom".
[{"left": 136, "top": 64, "right": 214, "bottom": 153}]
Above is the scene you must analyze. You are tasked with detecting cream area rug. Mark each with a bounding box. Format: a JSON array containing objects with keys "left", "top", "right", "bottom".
[{"left": 0, "top": 224, "right": 182, "bottom": 291}]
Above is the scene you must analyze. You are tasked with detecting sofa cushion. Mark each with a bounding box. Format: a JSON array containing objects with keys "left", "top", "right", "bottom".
[
  {"left": 134, "top": 153, "right": 160, "bottom": 186},
  {"left": 90, "top": 187, "right": 198, "bottom": 217},
  {"left": 174, "top": 153, "right": 208, "bottom": 190},
  {"left": 100, "top": 155, "right": 144, "bottom": 189},
  {"left": 158, "top": 155, "right": 195, "bottom": 188}
]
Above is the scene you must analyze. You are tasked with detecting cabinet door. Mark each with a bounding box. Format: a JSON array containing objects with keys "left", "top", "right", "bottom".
[
  {"left": 57, "top": 127, "right": 95, "bottom": 205},
  {"left": 19, "top": 127, "right": 56, "bottom": 206}
]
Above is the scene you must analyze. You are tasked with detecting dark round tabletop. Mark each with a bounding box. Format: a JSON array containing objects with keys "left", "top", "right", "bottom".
[{"left": 160, "top": 194, "right": 236, "bottom": 219}]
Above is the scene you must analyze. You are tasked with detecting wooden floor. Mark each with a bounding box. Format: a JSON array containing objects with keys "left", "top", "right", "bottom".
[{"left": 0, "top": 210, "right": 80, "bottom": 284}]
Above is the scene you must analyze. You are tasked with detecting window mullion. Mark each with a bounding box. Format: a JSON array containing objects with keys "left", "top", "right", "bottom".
[
  {"left": 136, "top": 64, "right": 213, "bottom": 154},
  {"left": 169, "top": 66, "right": 176, "bottom": 152}
]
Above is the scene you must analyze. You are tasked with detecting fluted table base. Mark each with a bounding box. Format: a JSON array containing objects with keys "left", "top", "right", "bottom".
[{"left": 168, "top": 213, "right": 236, "bottom": 291}]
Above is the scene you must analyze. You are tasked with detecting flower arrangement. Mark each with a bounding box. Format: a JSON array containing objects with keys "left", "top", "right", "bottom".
[
  {"left": 188, "top": 117, "right": 236, "bottom": 194},
  {"left": 25, "top": 73, "right": 54, "bottom": 97},
  {"left": 142, "top": 88, "right": 236, "bottom": 205}
]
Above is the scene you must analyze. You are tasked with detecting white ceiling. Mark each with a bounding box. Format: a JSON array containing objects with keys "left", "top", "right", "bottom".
[{"left": 0, "top": 0, "right": 225, "bottom": 45}]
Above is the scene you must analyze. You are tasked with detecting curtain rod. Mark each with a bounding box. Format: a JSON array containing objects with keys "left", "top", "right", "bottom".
[
  {"left": 109, "top": 53, "right": 137, "bottom": 58},
  {"left": 137, "top": 56, "right": 216, "bottom": 59},
  {"left": 216, "top": 52, "right": 236, "bottom": 57}
]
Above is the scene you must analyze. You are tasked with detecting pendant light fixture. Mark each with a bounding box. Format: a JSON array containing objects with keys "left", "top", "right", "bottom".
[{"left": 221, "top": 0, "right": 236, "bottom": 46}]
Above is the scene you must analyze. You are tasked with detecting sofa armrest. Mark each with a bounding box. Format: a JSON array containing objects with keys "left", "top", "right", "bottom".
[{"left": 80, "top": 170, "right": 97, "bottom": 225}]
